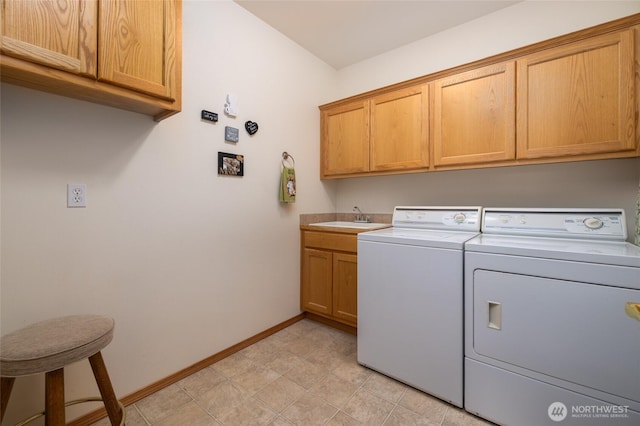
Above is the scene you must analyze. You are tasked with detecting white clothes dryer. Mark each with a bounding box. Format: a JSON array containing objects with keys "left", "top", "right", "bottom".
[
  {"left": 358, "top": 206, "right": 482, "bottom": 407},
  {"left": 464, "top": 208, "right": 640, "bottom": 425}
]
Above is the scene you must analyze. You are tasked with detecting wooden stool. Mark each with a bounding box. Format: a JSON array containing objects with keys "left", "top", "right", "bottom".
[{"left": 0, "top": 315, "right": 125, "bottom": 425}]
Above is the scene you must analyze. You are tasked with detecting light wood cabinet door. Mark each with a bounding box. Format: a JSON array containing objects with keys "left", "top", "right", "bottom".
[
  {"left": 301, "top": 248, "right": 332, "bottom": 316},
  {"left": 433, "top": 62, "right": 516, "bottom": 167},
  {"left": 99, "top": 0, "right": 177, "bottom": 101},
  {"left": 516, "top": 29, "right": 636, "bottom": 159},
  {"left": 370, "top": 85, "right": 429, "bottom": 171},
  {"left": 332, "top": 253, "right": 358, "bottom": 326},
  {"left": 321, "top": 100, "right": 370, "bottom": 177},
  {"left": 0, "top": 0, "right": 97, "bottom": 76}
]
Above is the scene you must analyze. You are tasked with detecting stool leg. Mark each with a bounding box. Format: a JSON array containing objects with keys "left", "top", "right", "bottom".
[
  {"left": 45, "top": 368, "right": 65, "bottom": 426},
  {"left": 1, "top": 377, "right": 15, "bottom": 423},
  {"left": 89, "top": 352, "right": 122, "bottom": 425}
]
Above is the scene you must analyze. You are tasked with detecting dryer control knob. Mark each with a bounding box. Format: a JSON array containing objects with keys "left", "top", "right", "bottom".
[
  {"left": 453, "top": 213, "right": 466, "bottom": 223},
  {"left": 583, "top": 217, "right": 604, "bottom": 230}
]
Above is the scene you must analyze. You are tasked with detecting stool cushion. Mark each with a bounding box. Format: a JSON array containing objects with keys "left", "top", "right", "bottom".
[{"left": 0, "top": 315, "right": 114, "bottom": 377}]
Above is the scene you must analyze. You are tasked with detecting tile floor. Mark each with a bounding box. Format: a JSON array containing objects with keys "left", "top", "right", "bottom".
[{"left": 93, "top": 319, "right": 492, "bottom": 425}]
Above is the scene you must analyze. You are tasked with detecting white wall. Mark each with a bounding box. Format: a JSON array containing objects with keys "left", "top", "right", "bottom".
[
  {"left": 0, "top": 1, "right": 336, "bottom": 422},
  {"left": 339, "top": 159, "right": 640, "bottom": 238},
  {"left": 334, "top": 1, "right": 640, "bottom": 240},
  {"left": 336, "top": 1, "right": 640, "bottom": 97}
]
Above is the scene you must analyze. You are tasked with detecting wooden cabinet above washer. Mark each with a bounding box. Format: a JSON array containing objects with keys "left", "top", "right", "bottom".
[
  {"left": 318, "top": 14, "right": 640, "bottom": 179},
  {"left": 433, "top": 62, "right": 515, "bottom": 168},
  {"left": 320, "top": 85, "right": 429, "bottom": 178},
  {"left": 516, "top": 29, "right": 636, "bottom": 160}
]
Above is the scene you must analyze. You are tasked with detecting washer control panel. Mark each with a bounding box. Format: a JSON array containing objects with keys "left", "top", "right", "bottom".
[
  {"left": 392, "top": 206, "right": 482, "bottom": 231},
  {"left": 482, "top": 208, "right": 627, "bottom": 240}
]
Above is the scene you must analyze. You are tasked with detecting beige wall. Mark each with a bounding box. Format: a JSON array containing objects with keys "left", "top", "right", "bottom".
[
  {"left": 333, "top": 1, "right": 640, "bottom": 240},
  {"left": 1, "top": 1, "right": 639, "bottom": 423},
  {"left": 338, "top": 159, "right": 640, "bottom": 239},
  {"left": 0, "top": 1, "right": 336, "bottom": 422},
  {"left": 335, "top": 1, "right": 640, "bottom": 97}
]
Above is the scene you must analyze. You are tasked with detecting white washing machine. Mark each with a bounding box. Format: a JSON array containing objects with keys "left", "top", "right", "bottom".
[
  {"left": 357, "top": 206, "right": 482, "bottom": 407},
  {"left": 464, "top": 208, "right": 640, "bottom": 425}
]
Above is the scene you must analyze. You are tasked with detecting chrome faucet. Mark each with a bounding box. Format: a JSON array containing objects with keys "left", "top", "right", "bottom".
[{"left": 353, "top": 206, "right": 370, "bottom": 223}]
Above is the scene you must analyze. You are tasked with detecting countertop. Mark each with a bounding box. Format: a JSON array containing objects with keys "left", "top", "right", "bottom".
[
  {"left": 300, "top": 223, "right": 391, "bottom": 234},
  {"left": 300, "top": 212, "right": 392, "bottom": 234}
]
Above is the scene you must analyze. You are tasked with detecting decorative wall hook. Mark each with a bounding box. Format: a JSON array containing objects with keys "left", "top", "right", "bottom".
[{"left": 282, "top": 152, "right": 295, "bottom": 168}]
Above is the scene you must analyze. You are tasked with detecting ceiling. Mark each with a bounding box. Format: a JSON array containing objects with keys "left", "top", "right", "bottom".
[{"left": 235, "top": 1, "right": 522, "bottom": 69}]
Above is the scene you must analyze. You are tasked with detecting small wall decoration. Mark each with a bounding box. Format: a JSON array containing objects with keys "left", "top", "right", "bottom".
[
  {"left": 225, "top": 126, "right": 239, "bottom": 142},
  {"left": 201, "top": 109, "right": 218, "bottom": 122},
  {"left": 224, "top": 93, "right": 238, "bottom": 116},
  {"left": 245, "top": 120, "right": 259, "bottom": 135},
  {"left": 218, "top": 152, "right": 244, "bottom": 176}
]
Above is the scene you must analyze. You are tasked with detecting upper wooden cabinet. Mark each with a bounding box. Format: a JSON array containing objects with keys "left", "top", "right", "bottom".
[
  {"left": 319, "top": 15, "right": 639, "bottom": 178},
  {"left": 321, "top": 99, "right": 369, "bottom": 177},
  {"left": 370, "top": 85, "right": 429, "bottom": 172},
  {"left": 0, "top": 0, "right": 181, "bottom": 121},
  {"left": 321, "top": 85, "right": 429, "bottom": 178},
  {"left": 433, "top": 62, "right": 515, "bottom": 167},
  {"left": 0, "top": 0, "right": 96, "bottom": 76},
  {"left": 99, "top": 0, "right": 177, "bottom": 101},
  {"left": 517, "top": 29, "right": 636, "bottom": 160}
]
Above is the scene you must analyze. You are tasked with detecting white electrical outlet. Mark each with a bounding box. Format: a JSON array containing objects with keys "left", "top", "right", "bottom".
[{"left": 67, "top": 184, "right": 87, "bottom": 207}]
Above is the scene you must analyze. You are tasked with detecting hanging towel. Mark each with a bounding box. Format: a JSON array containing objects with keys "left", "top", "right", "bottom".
[{"left": 279, "top": 167, "right": 296, "bottom": 203}]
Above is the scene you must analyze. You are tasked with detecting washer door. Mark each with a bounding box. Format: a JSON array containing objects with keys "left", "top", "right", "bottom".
[{"left": 472, "top": 269, "right": 640, "bottom": 403}]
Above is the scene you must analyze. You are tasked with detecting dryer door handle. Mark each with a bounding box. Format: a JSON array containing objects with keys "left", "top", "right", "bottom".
[
  {"left": 625, "top": 302, "right": 640, "bottom": 322},
  {"left": 488, "top": 301, "right": 502, "bottom": 330}
]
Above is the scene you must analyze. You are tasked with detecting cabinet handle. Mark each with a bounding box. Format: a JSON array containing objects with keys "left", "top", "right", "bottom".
[
  {"left": 625, "top": 302, "right": 640, "bottom": 322},
  {"left": 488, "top": 301, "right": 502, "bottom": 330}
]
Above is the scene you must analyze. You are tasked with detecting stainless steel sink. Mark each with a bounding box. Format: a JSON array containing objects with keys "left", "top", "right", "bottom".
[{"left": 310, "top": 221, "right": 389, "bottom": 229}]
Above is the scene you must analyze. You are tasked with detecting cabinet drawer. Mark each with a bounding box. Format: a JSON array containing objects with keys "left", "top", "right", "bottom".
[{"left": 303, "top": 231, "right": 357, "bottom": 252}]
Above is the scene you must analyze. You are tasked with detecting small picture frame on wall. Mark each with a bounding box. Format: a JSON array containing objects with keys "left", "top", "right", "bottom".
[{"left": 218, "top": 152, "right": 244, "bottom": 176}]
